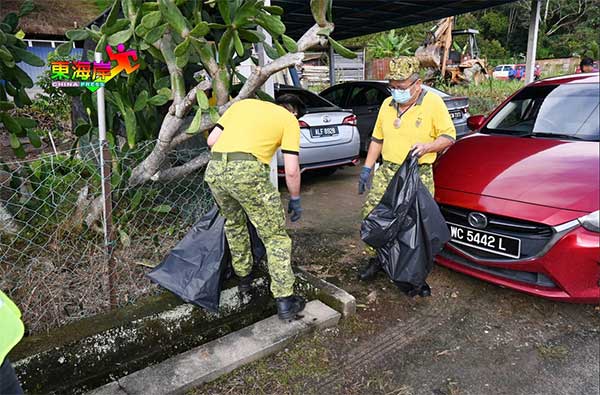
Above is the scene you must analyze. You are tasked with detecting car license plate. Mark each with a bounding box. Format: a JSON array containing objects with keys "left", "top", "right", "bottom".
[
  {"left": 447, "top": 222, "right": 521, "bottom": 259},
  {"left": 450, "top": 111, "right": 462, "bottom": 120},
  {"left": 310, "top": 126, "right": 339, "bottom": 138}
]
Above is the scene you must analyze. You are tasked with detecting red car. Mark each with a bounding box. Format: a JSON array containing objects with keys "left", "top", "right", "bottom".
[{"left": 434, "top": 74, "right": 600, "bottom": 303}]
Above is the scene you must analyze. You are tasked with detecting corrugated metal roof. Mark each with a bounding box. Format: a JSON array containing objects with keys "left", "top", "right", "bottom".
[{"left": 275, "top": 0, "right": 518, "bottom": 40}]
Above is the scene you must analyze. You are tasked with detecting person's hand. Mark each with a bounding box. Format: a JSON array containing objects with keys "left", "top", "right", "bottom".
[
  {"left": 358, "top": 166, "right": 372, "bottom": 195},
  {"left": 288, "top": 197, "right": 302, "bottom": 222},
  {"left": 411, "top": 143, "right": 431, "bottom": 157}
]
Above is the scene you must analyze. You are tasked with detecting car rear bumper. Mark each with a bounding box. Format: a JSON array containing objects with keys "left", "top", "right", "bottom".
[
  {"left": 454, "top": 120, "right": 469, "bottom": 139},
  {"left": 278, "top": 155, "right": 360, "bottom": 175},
  {"left": 436, "top": 225, "right": 600, "bottom": 303}
]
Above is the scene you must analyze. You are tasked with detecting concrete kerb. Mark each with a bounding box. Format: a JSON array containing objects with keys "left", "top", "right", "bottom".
[
  {"left": 296, "top": 267, "right": 357, "bottom": 318},
  {"left": 89, "top": 300, "right": 341, "bottom": 395}
]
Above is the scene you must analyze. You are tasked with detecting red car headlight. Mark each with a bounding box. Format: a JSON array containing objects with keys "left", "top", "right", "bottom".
[{"left": 578, "top": 210, "right": 600, "bottom": 233}]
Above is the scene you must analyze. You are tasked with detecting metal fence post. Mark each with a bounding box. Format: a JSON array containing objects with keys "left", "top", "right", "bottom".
[{"left": 95, "top": 52, "right": 117, "bottom": 309}]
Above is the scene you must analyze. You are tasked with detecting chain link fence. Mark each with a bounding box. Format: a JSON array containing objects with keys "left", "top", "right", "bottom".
[{"left": 0, "top": 141, "right": 213, "bottom": 334}]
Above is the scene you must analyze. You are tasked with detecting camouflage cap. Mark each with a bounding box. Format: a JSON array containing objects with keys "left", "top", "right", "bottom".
[{"left": 385, "top": 56, "right": 421, "bottom": 81}]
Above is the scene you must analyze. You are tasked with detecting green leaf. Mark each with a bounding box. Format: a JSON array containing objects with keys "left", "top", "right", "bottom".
[
  {"left": 134, "top": 91, "right": 149, "bottom": 111},
  {"left": 263, "top": 5, "right": 284, "bottom": 15},
  {"left": 190, "top": 21, "right": 210, "bottom": 38},
  {"left": 152, "top": 204, "right": 172, "bottom": 213},
  {"left": 233, "top": 30, "right": 244, "bottom": 57},
  {"left": 27, "top": 129, "right": 41, "bottom": 148},
  {"left": 3, "top": 13, "right": 18, "bottom": 32},
  {"left": 108, "top": 28, "right": 133, "bottom": 46},
  {"left": 218, "top": 28, "right": 234, "bottom": 62},
  {"left": 176, "top": 51, "right": 189, "bottom": 68},
  {"left": 274, "top": 40, "right": 286, "bottom": 56},
  {"left": 123, "top": 106, "right": 137, "bottom": 148},
  {"left": 153, "top": 75, "right": 171, "bottom": 90},
  {"left": 255, "top": 89, "right": 274, "bottom": 102},
  {"left": 262, "top": 42, "right": 279, "bottom": 60},
  {"left": 105, "top": 0, "right": 120, "bottom": 27},
  {"left": 118, "top": 229, "right": 131, "bottom": 248},
  {"left": 217, "top": 0, "right": 232, "bottom": 25},
  {"left": 233, "top": 0, "right": 261, "bottom": 27},
  {"left": 0, "top": 101, "right": 14, "bottom": 111},
  {"left": 0, "top": 113, "right": 23, "bottom": 135},
  {"left": 255, "top": 13, "right": 285, "bottom": 37},
  {"left": 18, "top": 0, "right": 35, "bottom": 17},
  {"left": 130, "top": 189, "right": 144, "bottom": 210},
  {"left": 317, "top": 26, "right": 333, "bottom": 37},
  {"left": 207, "top": 23, "right": 227, "bottom": 29},
  {"left": 174, "top": 37, "right": 190, "bottom": 57},
  {"left": 281, "top": 34, "right": 298, "bottom": 52},
  {"left": 74, "top": 123, "right": 91, "bottom": 137},
  {"left": 328, "top": 36, "right": 357, "bottom": 59},
  {"left": 0, "top": 46, "right": 14, "bottom": 62},
  {"left": 157, "top": 87, "right": 172, "bottom": 98},
  {"left": 56, "top": 41, "right": 73, "bottom": 57},
  {"left": 141, "top": 11, "right": 162, "bottom": 29},
  {"left": 11, "top": 46, "right": 44, "bottom": 67},
  {"left": 209, "top": 107, "right": 220, "bottom": 123},
  {"left": 135, "top": 23, "right": 150, "bottom": 38},
  {"left": 9, "top": 133, "right": 21, "bottom": 150},
  {"left": 66, "top": 29, "right": 90, "bottom": 41},
  {"left": 238, "top": 29, "right": 265, "bottom": 43},
  {"left": 148, "top": 94, "right": 169, "bottom": 106},
  {"left": 159, "top": 0, "right": 189, "bottom": 36},
  {"left": 186, "top": 108, "right": 203, "bottom": 134},
  {"left": 15, "top": 117, "right": 36, "bottom": 129},
  {"left": 102, "top": 19, "right": 131, "bottom": 36},
  {"left": 145, "top": 24, "right": 168, "bottom": 45},
  {"left": 196, "top": 89, "right": 209, "bottom": 109},
  {"left": 311, "top": 0, "right": 328, "bottom": 26}
]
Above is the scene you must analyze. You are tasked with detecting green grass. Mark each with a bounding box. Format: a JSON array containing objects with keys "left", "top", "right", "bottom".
[{"left": 437, "top": 79, "right": 525, "bottom": 115}]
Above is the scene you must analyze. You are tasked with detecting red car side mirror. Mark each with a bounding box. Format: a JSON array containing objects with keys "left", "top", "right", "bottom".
[{"left": 467, "top": 115, "right": 486, "bottom": 131}]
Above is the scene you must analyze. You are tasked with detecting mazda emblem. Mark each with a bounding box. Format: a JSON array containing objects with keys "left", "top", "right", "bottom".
[
  {"left": 322, "top": 115, "right": 331, "bottom": 123},
  {"left": 468, "top": 212, "right": 488, "bottom": 229}
]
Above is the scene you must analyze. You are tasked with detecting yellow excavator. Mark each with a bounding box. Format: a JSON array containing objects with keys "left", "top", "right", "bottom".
[{"left": 415, "top": 17, "right": 488, "bottom": 85}]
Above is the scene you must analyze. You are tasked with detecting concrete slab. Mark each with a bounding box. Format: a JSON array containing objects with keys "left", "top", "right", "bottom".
[
  {"left": 89, "top": 300, "right": 340, "bottom": 395},
  {"left": 297, "top": 268, "right": 356, "bottom": 317}
]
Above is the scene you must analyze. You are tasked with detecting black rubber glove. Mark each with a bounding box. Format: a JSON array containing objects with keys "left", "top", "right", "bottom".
[
  {"left": 358, "top": 166, "right": 372, "bottom": 195},
  {"left": 288, "top": 197, "right": 302, "bottom": 222}
]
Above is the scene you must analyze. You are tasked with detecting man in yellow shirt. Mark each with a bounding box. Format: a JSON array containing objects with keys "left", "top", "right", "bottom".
[
  {"left": 357, "top": 57, "right": 456, "bottom": 296},
  {"left": 205, "top": 95, "right": 306, "bottom": 320},
  {"left": 1, "top": 290, "right": 25, "bottom": 394}
]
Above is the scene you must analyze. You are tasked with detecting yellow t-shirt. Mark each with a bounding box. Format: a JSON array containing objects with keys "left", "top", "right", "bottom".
[
  {"left": 212, "top": 99, "right": 300, "bottom": 164},
  {"left": 372, "top": 91, "right": 456, "bottom": 165}
]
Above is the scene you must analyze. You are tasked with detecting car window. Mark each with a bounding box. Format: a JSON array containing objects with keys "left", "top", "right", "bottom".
[
  {"left": 483, "top": 83, "right": 599, "bottom": 141},
  {"left": 348, "top": 87, "right": 387, "bottom": 107},
  {"left": 277, "top": 89, "right": 335, "bottom": 109},
  {"left": 320, "top": 86, "right": 346, "bottom": 106},
  {"left": 494, "top": 66, "right": 502, "bottom": 71},
  {"left": 503, "top": 66, "right": 512, "bottom": 71}
]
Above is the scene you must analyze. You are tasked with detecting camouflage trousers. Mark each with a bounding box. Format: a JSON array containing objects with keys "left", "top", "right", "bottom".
[
  {"left": 362, "top": 161, "right": 435, "bottom": 256},
  {"left": 205, "top": 158, "right": 294, "bottom": 298}
]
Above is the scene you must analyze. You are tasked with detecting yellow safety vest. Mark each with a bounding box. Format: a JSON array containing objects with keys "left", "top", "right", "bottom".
[{"left": 0, "top": 290, "right": 24, "bottom": 363}]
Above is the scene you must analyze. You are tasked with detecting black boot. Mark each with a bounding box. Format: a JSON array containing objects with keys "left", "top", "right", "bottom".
[
  {"left": 418, "top": 282, "right": 432, "bottom": 297},
  {"left": 276, "top": 295, "right": 306, "bottom": 320},
  {"left": 358, "top": 258, "right": 382, "bottom": 281},
  {"left": 238, "top": 273, "right": 253, "bottom": 292}
]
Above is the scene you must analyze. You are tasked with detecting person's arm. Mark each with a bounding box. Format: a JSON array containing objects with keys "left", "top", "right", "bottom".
[
  {"left": 412, "top": 136, "right": 454, "bottom": 157},
  {"left": 207, "top": 125, "right": 223, "bottom": 148},
  {"left": 364, "top": 140, "right": 383, "bottom": 169},
  {"left": 283, "top": 153, "right": 301, "bottom": 198}
]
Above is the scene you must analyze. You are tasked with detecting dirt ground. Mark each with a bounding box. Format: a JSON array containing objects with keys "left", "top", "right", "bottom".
[{"left": 193, "top": 165, "right": 600, "bottom": 395}]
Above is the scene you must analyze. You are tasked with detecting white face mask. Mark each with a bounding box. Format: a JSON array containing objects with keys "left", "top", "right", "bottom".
[{"left": 391, "top": 88, "right": 412, "bottom": 104}]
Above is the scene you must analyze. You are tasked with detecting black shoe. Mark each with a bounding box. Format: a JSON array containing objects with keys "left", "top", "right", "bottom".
[
  {"left": 418, "top": 282, "right": 432, "bottom": 298},
  {"left": 276, "top": 295, "right": 306, "bottom": 320},
  {"left": 358, "top": 258, "right": 382, "bottom": 281},
  {"left": 238, "top": 273, "right": 253, "bottom": 292}
]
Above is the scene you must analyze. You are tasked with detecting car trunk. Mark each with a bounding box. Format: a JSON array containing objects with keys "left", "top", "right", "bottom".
[{"left": 299, "top": 109, "right": 354, "bottom": 148}]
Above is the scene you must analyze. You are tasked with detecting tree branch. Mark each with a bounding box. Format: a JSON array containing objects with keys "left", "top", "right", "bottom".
[
  {"left": 297, "top": 23, "right": 333, "bottom": 52},
  {"left": 150, "top": 151, "right": 211, "bottom": 183}
]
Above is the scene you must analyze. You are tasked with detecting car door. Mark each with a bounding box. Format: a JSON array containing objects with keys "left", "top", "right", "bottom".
[
  {"left": 320, "top": 85, "right": 349, "bottom": 108},
  {"left": 346, "top": 84, "right": 389, "bottom": 151}
]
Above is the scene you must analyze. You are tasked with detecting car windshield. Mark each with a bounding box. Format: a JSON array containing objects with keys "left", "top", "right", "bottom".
[
  {"left": 482, "top": 83, "right": 599, "bottom": 141},
  {"left": 277, "top": 89, "right": 337, "bottom": 109}
]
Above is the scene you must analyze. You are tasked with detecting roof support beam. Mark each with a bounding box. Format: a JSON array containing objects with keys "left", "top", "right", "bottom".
[{"left": 525, "top": 0, "right": 541, "bottom": 84}]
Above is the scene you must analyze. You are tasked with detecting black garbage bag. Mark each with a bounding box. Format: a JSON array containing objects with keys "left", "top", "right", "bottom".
[
  {"left": 147, "top": 205, "right": 266, "bottom": 312},
  {"left": 360, "top": 155, "right": 450, "bottom": 287}
]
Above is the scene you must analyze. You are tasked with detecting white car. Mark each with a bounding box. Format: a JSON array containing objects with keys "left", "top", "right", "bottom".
[
  {"left": 492, "top": 64, "right": 516, "bottom": 80},
  {"left": 275, "top": 85, "right": 360, "bottom": 176}
]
